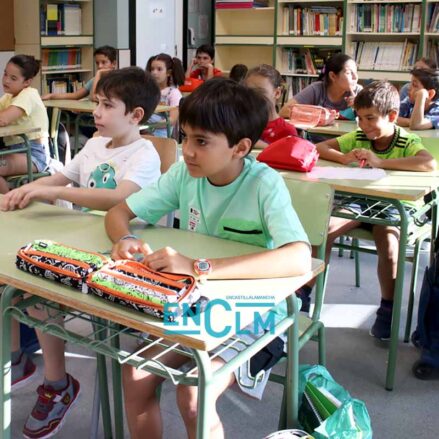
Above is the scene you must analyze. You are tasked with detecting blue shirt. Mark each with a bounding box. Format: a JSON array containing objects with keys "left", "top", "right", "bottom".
[{"left": 399, "top": 97, "right": 439, "bottom": 129}]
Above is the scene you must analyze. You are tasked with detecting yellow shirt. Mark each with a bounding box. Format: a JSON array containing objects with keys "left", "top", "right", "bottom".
[{"left": 0, "top": 87, "right": 49, "bottom": 146}]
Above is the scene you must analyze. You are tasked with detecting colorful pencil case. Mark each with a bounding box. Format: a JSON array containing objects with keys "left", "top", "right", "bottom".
[
  {"left": 16, "top": 240, "right": 110, "bottom": 292},
  {"left": 86, "top": 260, "right": 200, "bottom": 321}
]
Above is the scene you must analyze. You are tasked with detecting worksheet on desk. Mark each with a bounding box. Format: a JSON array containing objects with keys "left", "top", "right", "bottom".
[{"left": 307, "top": 167, "right": 387, "bottom": 180}]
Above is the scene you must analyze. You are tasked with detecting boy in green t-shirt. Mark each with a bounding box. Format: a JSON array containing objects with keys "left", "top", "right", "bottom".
[
  {"left": 297, "top": 80, "right": 436, "bottom": 340},
  {"left": 105, "top": 77, "right": 311, "bottom": 439}
]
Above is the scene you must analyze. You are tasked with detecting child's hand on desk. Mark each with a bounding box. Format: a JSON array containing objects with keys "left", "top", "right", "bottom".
[
  {"left": 0, "top": 185, "right": 61, "bottom": 211},
  {"left": 341, "top": 150, "right": 360, "bottom": 166},
  {"left": 354, "top": 149, "right": 382, "bottom": 168},
  {"left": 41, "top": 93, "right": 53, "bottom": 100},
  {"left": 143, "top": 247, "right": 194, "bottom": 276},
  {"left": 111, "top": 238, "right": 153, "bottom": 261}
]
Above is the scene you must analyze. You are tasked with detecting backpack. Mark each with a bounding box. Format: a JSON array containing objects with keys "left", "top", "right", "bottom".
[{"left": 412, "top": 237, "right": 439, "bottom": 379}]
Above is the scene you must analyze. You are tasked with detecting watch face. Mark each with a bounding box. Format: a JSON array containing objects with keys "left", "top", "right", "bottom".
[{"left": 197, "top": 261, "right": 210, "bottom": 272}]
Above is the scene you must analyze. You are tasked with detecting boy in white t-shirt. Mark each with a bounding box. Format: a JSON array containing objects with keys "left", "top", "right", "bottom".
[{"left": 0, "top": 67, "right": 161, "bottom": 439}]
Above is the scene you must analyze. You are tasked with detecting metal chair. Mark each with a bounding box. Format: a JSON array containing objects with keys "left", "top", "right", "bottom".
[{"left": 269, "top": 179, "right": 334, "bottom": 429}]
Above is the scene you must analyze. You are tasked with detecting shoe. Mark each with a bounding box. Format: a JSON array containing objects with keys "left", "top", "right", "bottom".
[
  {"left": 411, "top": 329, "right": 422, "bottom": 349},
  {"left": 370, "top": 306, "right": 392, "bottom": 340},
  {"left": 296, "top": 286, "right": 312, "bottom": 313},
  {"left": 23, "top": 374, "right": 80, "bottom": 439},
  {"left": 11, "top": 352, "right": 36, "bottom": 390}
]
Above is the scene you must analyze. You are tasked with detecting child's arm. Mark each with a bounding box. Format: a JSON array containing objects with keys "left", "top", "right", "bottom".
[
  {"left": 279, "top": 98, "right": 298, "bottom": 118},
  {"left": 409, "top": 89, "right": 434, "bottom": 130},
  {"left": 316, "top": 137, "right": 360, "bottom": 165},
  {"left": 355, "top": 148, "right": 436, "bottom": 171},
  {"left": 0, "top": 105, "right": 26, "bottom": 126},
  {"left": 0, "top": 173, "right": 72, "bottom": 210},
  {"left": 397, "top": 116, "right": 410, "bottom": 127},
  {"left": 205, "top": 63, "right": 215, "bottom": 80},
  {"left": 89, "top": 69, "right": 112, "bottom": 101},
  {"left": 41, "top": 87, "right": 89, "bottom": 101},
  {"left": 185, "top": 58, "right": 197, "bottom": 79}
]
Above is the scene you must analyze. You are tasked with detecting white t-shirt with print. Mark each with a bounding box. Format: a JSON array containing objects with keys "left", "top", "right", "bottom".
[{"left": 61, "top": 137, "right": 161, "bottom": 189}]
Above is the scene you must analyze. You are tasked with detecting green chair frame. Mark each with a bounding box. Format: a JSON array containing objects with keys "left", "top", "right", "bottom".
[
  {"left": 337, "top": 144, "right": 439, "bottom": 343},
  {"left": 269, "top": 179, "right": 334, "bottom": 429},
  {"left": 6, "top": 107, "right": 62, "bottom": 188}
]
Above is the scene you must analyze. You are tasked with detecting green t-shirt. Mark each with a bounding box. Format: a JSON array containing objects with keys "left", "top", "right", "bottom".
[
  {"left": 337, "top": 126, "right": 425, "bottom": 158},
  {"left": 127, "top": 155, "right": 309, "bottom": 249}
]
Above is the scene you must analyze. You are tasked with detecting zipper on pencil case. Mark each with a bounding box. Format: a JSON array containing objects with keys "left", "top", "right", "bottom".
[
  {"left": 18, "top": 251, "right": 84, "bottom": 280},
  {"left": 20, "top": 249, "right": 97, "bottom": 272},
  {"left": 91, "top": 266, "right": 187, "bottom": 298},
  {"left": 113, "top": 261, "right": 191, "bottom": 292}
]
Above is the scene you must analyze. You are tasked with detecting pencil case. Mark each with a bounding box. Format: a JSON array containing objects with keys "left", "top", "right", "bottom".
[
  {"left": 16, "top": 240, "right": 110, "bottom": 292},
  {"left": 86, "top": 260, "right": 200, "bottom": 321}
]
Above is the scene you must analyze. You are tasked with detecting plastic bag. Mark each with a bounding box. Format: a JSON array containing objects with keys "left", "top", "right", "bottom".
[{"left": 298, "top": 365, "right": 372, "bottom": 439}]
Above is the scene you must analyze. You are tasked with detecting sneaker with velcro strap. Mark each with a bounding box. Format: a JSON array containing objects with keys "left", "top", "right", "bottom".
[{"left": 23, "top": 374, "right": 80, "bottom": 439}]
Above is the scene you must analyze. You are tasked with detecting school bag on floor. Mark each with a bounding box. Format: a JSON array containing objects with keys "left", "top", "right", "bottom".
[{"left": 412, "top": 238, "right": 439, "bottom": 379}]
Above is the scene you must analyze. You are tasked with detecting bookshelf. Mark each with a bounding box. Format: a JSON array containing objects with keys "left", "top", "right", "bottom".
[
  {"left": 14, "top": 0, "right": 94, "bottom": 94},
  {"left": 214, "top": 0, "right": 439, "bottom": 90},
  {"left": 345, "top": 0, "right": 423, "bottom": 82},
  {"left": 214, "top": 1, "right": 276, "bottom": 74}
]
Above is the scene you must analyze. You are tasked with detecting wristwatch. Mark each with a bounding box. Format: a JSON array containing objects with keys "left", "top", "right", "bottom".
[{"left": 193, "top": 258, "right": 212, "bottom": 280}]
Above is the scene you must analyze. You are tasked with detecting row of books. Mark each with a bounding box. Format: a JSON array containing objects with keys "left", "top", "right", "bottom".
[
  {"left": 42, "top": 74, "right": 84, "bottom": 95},
  {"left": 285, "top": 76, "right": 315, "bottom": 96},
  {"left": 427, "top": 3, "right": 439, "bottom": 33},
  {"left": 349, "top": 4, "right": 421, "bottom": 33},
  {"left": 41, "top": 48, "right": 82, "bottom": 72},
  {"left": 351, "top": 40, "right": 418, "bottom": 71},
  {"left": 281, "top": 48, "right": 338, "bottom": 75},
  {"left": 215, "top": 0, "right": 269, "bottom": 9},
  {"left": 427, "top": 40, "right": 439, "bottom": 66},
  {"left": 41, "top": 3, "right": 82, "bottom": 36},
  {"left": 281, "top": 6, "right": 343, "bottom": 36}
]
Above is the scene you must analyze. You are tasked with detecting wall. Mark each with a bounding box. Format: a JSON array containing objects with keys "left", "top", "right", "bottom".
[{"left": 186, "top": 0, "right": 213, "bottom": 62}]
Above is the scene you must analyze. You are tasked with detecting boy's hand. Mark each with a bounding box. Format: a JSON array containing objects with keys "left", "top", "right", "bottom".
[
  {"left": 111, "top": 238, "right": 153, "bottom": 261},
  {"left": 0, "top": 185, "right": 61, "bottom": 211},
  {"left": 354, "top": 149, "right": 383, "bottom": 168},
  {"left": 143, "top": 247, "right": 194, "bottom": 275},
  {"left": 41, "top": 93, "right": 53, "bottom": 100},
  {"left": 190, "top": 58, "right": 198, "bottom": 69},
  {"left": 414, "top": 88, "right": 429, "bottom": 103},
  {"left": 341, "top": 150, "right": 360, "bottom": 166}
]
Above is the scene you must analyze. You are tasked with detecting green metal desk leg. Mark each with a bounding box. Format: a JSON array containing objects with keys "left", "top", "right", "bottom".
[
  {"left": 18, "top": 134, "right": 34, "bottom": 183},
  {"left": 0, "top": 286, "right": 18, "bottom": 439},
  {"left": 285, "top": 294, "right": 299, "bottom": 428},
  {"left": 110, "top": 328, "right": 124, "bottom": 439},
  {"left": 386, "top": 200, "right": 408, "bottom": 391},
  {"left": 193, "top": 350, "right": 214, "bottom": 439},
  {"left": 93, "top": 319, "right": 113, "bottom": 438}
]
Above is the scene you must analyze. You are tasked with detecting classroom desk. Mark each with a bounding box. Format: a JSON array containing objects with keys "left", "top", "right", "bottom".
[
  {"left": 303, "top": 120, "right": 439, "bottom": 149},
  {"left": 0, "top": 125, "right": 40, "bottom": 183},
  {"left": 44, "top": 100, "right": 174, "bottom": 154},
  {"left": 280, "top": 159, "right": 439, "bottom": 390},
  {"left": 0, "top": 201, "right": 324, "bottom": 438}
]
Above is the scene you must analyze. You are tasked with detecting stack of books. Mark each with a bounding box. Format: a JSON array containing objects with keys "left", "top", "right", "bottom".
[
  {"left": 41, "top": 48, "right": 81, "bottom": 72},
  {"left": 215, "top": 0, "right": 269, "bottom": 9}
]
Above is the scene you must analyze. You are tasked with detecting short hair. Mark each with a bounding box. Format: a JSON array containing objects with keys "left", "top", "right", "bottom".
[
  {"left": 354, "top": 80, "right": 400, "bottom": 116},
  {"left": 9, "top": 55, "right": 41, "bottom": 80},
  {"left": 196, "top": 44, "right": 215, "bottom": 60},
  {"left": 246, "top": 64, "right": 283, "bottom": 88},
  {"left": 229, "top": 64, "right": 248, "bottom": 83},
  {"left": 94, "top": 45, "right": 117, "bottom": 63},
  {"left": 146, "top": 53, "right": 185, "bottom": 87},
  {"left": 95, "top": 67, "right": 160, "bottom": 124},
  {"left": 416, "top": 57, "right": 438, "bottom": 70},
  {"left": 411, "top": 68, "right": 439, "bottom": 101},
  {"left": 179, "top": 77, "right": 269, "bottom": 150}
]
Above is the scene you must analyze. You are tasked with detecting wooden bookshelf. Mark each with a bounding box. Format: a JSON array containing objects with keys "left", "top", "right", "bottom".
[{"left": 14, "top": 0, "right": 94, "bottom": 94}]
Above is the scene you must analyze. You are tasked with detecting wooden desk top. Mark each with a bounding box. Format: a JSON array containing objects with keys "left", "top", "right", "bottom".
[
  {"left": 44, "top": 99, "right": 173, "bottom": 114},
  {"left": 0, "top": 201, "right": 323, "bottom": 351},
  {"left": 280, "top": 159, "right": 439, "bottom": 201},
  {"left": 0, "top": 125, "right": 40, "bottom": 138}
]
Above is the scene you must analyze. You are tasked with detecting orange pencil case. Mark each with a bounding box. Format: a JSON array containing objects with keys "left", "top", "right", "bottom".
[{"left": 86, "top": 260, "right": 200, "bottom": 321}]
